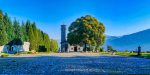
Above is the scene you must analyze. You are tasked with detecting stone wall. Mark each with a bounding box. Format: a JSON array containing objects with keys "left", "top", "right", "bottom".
[
  {"left": 0, "top": 45, "right": 9, "bottom": 53},
  {"left": 23, "top": 42, "right": 30, "bottom": 52},
  {"left": 0, "top": 46, "right": 4, "bottom": 53}
]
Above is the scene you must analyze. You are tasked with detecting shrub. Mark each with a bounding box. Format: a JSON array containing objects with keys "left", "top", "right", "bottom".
[
  {"left": 100, "top": 48, "right": 104, "bottom": 52},
  {"left": 146, "top": 51, "right": 150, "bottom": 53},
  {"left": 27, "top": 50, "right": 37, "bottom": 54},
  {"left": 101, "top": 52, "right": 109, "bottom": 54},
  {"left": 1, "top": 53, "right": 9, "bottom": 57}
]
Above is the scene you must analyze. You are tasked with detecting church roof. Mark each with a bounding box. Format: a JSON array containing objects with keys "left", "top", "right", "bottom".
[{"left": 7, "top": 39, "right": 23, "bottom": 45}]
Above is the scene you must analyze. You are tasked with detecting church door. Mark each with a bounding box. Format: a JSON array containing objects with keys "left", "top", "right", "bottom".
[
  {"left": 74, "top": 46, "right": 77, "bottom": 52},
  {"left": 11, "top": 46, "right": 14, "bottom": 52}
]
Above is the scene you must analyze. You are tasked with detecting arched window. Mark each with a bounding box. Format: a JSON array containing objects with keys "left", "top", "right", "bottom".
[{"left": 71, "top": 48, "right": 73, "bottom": 50}]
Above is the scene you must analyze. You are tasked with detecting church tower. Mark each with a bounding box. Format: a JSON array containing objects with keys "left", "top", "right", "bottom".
[
  {"left": 61, "top": 25, "right": 66, "bottom": 43},
  {"left": 61, "top": 24, "right": 68, "bottom": 52}
]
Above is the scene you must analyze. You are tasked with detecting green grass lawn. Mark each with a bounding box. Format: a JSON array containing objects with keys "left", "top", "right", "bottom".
[
  {"left": 141, "top": 53, "right": 150, "bottom": 58},
  {"left": 115, "top": 52, "right": 137, "bottom": 56},
  {"left": 100, "top": 52, "right": 110, "bottom": 55},
  {"left": 100, "top": 52, "right": 150, "bottom": 59}
]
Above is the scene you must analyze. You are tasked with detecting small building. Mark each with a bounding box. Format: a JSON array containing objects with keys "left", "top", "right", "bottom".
[
  {"left": 68, "top": 45, "right": 83, "bottom": 52},
  {"left": 60, "top": 24, "right": 83, "bottom": 52},
  {"left": 0, "top": 42, "right": 30, "bottom": 54}
]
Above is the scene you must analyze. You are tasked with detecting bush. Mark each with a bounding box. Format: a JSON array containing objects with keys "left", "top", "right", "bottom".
[
  {"left": 27, "top": 50, "right": 37, "bottom": 54},
  {"left": 100, "top": 52, "right": 109, "bottom": 54},
  {"left": 1, "top": 53, "right": 9, "bottom": 57},
  {"left": 146, "top": 51, "right": 150, "bottom": 53},
  {"left": 100, "top": 48, "right": 104, "bottom": 52}
]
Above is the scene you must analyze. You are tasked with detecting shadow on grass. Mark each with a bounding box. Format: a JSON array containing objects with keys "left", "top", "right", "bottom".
[
  {"left": 0, "top": 55, "right": 150, "bottom": 74},
  {"left": 129, "top": 55, "right": 150, "bottom": 59}
]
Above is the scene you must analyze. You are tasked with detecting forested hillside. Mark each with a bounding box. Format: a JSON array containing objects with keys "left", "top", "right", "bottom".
[{"left": 0, "top": 10, "right": 58, "bottom": 52}]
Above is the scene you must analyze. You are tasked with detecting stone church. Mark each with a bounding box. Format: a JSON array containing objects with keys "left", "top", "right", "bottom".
[
  {"left": 60, "top": 25, "right": 83, "bottom": 52},
  {"left": 0, "top": 42, "right": 30, "bottom": 54}
]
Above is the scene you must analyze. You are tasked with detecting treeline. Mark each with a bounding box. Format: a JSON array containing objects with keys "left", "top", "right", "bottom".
[{"left": 0, "top": 10, "right": 58, "bottom": 52}]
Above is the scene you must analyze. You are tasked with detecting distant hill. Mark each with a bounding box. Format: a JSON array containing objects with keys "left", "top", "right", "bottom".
[
  {"left": 104, "top": 29, "right": 150, "bottom": 51},
  {"left": 106, "top": 35, "right": 119, "bottom": 41}
]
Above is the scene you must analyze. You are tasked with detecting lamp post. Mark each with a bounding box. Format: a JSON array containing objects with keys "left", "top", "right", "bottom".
[{"left": 137, "top": 46, "right": 141, "bottom": 56}]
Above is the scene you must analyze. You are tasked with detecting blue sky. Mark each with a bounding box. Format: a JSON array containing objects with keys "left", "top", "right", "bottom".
[{"left": 0, "top": 0, "right": 150, "bottom": 41}]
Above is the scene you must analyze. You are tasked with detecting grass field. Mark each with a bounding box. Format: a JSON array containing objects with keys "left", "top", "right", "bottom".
[
  {"left": 100, "top": 52, "right": 150, "bottom": 58},
  {"left": 141, "top": 53, "right": 150, "bottom": 58}
]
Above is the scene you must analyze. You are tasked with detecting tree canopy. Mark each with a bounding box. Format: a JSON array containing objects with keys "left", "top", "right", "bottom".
[{"left": 67, "top": 15, "right": 106, "bottom": 52}]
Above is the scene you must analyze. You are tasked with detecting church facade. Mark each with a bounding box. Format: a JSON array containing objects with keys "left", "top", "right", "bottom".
[
  {"left": 60, "top": 25, "right": 83, "bottom": 52},
  {"left": 0, "top": 42, "right": 30, "bottom": 54}
]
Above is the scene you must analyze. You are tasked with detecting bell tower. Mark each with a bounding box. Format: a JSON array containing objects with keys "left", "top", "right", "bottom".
[
  {"left": 61, "top": 25, "right": 66, "bottom": 43},
  {"left": 61, "top": 24, "right": 68, "bottom": 52}
]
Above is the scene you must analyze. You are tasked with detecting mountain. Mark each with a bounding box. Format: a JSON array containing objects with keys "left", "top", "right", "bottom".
[
  {"left": 106, "top": 35, "right": 120, "bottom": 40},
  {"left": 104, "top": 29, "right": 150, "bottom": 51}
]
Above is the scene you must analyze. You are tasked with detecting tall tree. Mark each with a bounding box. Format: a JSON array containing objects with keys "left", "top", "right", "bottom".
[
  {"left": 0, "top": 10, "right": 3, "bottom": 18},
  {"left": 3, "top": 13, "right": 14, "bottom": 42},
  {"left": 28, "top": 24, "right": 35, "bottom": 51},
  {"left": 43, "top": 33, "right": 51, "bottom": 52},
  {"left": 67, "top": 15, "right": 106, "bottom": 52},
  {"left": 0, "top": 10, "right": 8, "bottom": 45},
  {"left": 21, "top": 21, "right": 28, "bottom": 42},
  {"left": 50, "top": 39, "right": 58, "bottom": 52},
  {"left": 13, "top": 19, "right": 24, "bottom": 45},
  {"left": 32, "top": 22, "right": 39, "bottom": 51}
]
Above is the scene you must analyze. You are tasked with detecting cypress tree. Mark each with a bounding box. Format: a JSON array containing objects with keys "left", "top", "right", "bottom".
[
  {"left": 0, "top": 10, "right": 8, "bottom": 46},
  {"left": 13, "top": 19, "right": 23, "bottom": 39},
  {"left": 3, "top": 13, "right": 14, "bottom": 42},
  {"left": 32, "top": 23, "right": 39, "bottom": 51},
  {"left": 50, "top": 39, "right": 58, "bottom": 52},
  {"left": 28, "top": 25, "right": 35, "bottom": 51},
  {"left": 21, "top": 21, "right": 29, "bottom": 42},
  {"left": 43, "top": 33, "right": 51, "bottom": 52}
]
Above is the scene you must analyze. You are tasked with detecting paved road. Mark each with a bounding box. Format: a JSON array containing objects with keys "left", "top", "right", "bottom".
[{"left": 0, "top": 53, "right": 150, "bottom": 75}]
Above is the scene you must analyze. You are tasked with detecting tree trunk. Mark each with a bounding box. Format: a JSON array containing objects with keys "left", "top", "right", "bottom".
[
  {"left": 89, "top": 45, "right": 91, "bottom": 52},
  {"left": 84, "top": 43, "right": 87, "bottom": 52},
  {"left": 95, "top": 45, "right": 99, "bottom": 53}
]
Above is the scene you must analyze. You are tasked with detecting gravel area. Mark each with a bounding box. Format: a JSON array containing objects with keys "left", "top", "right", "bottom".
[{"left": 0, "top": 53, "right": 150, "bottom": 75}]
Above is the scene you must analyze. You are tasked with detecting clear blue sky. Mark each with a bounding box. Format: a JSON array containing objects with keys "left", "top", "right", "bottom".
[{"left": 0, "top": 0, "right": 150, "bottom": 41}]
